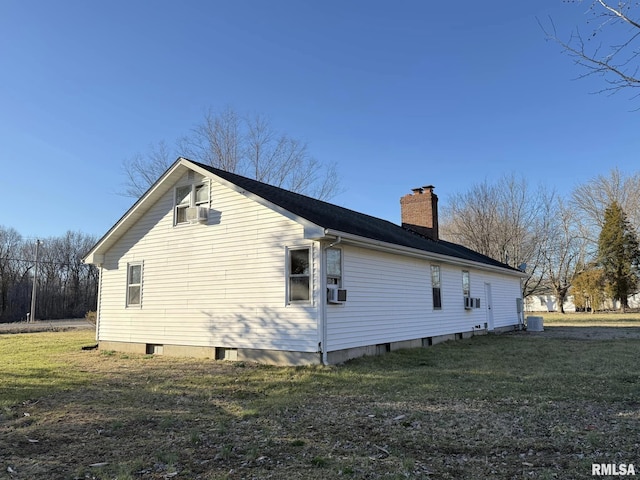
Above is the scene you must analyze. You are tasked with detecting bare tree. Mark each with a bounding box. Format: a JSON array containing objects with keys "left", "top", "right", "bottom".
[
  {"left": 179, "top": 107, "right": 241, "bottom": 173},
  {"left": 122, "top": 141, "right": 174, "bottom": 198},
  {"left": 123, "top": 107, "right": 342, "bottom": 201},
  {"left": 571, "top": 167, "right": 640, "bottom": 244},
  {"left": 0, "top": 230, "right": 99, "bottom": 322},
  {"left": 440, "top": 174, "right": 552, "bottom": 297},
  {"left": 541, "top": 1, "right": 640, "bottom": 97},
  {"left": 0, "top": 226, "right": 25, "bottom": 318},
  {"left": 540, "top": 197, "right": 589, "bottom": 313},
  {"left": 53, "top": 231, "right": 99, "bottom": 318}
]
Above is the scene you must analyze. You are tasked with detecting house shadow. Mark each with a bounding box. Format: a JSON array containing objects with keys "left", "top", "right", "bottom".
[{"left": 202, "top": 305, "right": 320, "bottom": 365}]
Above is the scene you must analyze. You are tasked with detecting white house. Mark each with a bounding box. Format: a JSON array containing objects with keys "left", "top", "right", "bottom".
[{"left": 83, "top": 158, "right": 527, "bottom": 365}]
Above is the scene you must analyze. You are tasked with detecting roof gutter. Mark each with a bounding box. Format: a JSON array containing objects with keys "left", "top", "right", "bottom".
[{"left": 319, "top": 229, "right": 528, "bottom": 278}]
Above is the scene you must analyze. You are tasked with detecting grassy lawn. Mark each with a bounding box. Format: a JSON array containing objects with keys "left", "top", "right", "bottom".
[{"left": 1, "top": 327, "right": 640, "bottom": 479}]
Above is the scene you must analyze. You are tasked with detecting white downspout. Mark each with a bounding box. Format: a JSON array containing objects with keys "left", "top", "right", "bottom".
[{"left": 320, "top": 236, "right": 342, "bottom": 365}]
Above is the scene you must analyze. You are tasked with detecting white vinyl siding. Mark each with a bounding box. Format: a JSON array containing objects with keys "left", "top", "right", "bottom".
[
  {"left": 325, "top": 245, "right": 522, "bottom": 351},
  {"left": 98, "top": 171, "right": 319, "bottom": 353},
  {"left": 482, "top": 272, "right": 522, "bottom": 329}
]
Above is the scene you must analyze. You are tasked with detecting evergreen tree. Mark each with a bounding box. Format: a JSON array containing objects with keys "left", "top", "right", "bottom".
[{"left": 597, "top": 202, "right": 640, "bottom": 311}]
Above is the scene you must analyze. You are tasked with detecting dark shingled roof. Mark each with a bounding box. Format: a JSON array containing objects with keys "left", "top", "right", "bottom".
[{"left": 190, "top": 160, "right": 518, "bottom": 272}]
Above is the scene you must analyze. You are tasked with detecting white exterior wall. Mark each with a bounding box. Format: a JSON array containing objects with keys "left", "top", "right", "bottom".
[
  {"left": 98, "top": 172, "right": 320, "bottom": 353},
  {"left": 325, "top": 245, "right": 522, "bottom": 352},
  {"left": 474, "top": 270, "right": 522, "bottom": 329}
]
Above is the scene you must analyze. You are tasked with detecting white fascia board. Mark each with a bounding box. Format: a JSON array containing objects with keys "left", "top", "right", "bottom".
[
  {"left": 322, "top": 229, "right": 528, "bottom": 278},
  {"left": 83, "top": 159, "right": 192, "bottom": 265}
]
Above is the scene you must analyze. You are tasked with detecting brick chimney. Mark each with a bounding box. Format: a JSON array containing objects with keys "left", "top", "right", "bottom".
[{"left": 400, "top": 185, "right": 439, "bottom": 240}]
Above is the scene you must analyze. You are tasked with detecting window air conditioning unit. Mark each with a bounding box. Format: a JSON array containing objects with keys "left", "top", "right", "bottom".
[
  {"left": 186, "top": 206, "right": 208, "bottom": 223},
  {"left": 327, "top": 287, "right": 347, "bottom": 304},
  {"left": 464, "top": 297, "right": 481, "bottom": 309}
]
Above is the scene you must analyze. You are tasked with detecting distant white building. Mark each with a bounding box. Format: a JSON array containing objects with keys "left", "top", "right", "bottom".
[
  {"left": 525, "top": 295, "right": 576, "bottom": 313},
  {"left": 525, "top": 293, "right": 640, "bottom": 312}
]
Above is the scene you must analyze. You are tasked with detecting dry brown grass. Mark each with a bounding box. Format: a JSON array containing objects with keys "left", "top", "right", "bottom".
[{"left": 1, "top": 329, "right": 639, "bottom": 479}]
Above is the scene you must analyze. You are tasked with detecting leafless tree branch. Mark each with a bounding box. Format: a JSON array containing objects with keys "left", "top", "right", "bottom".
[
  {"left": 122, "top": 107, "right": 342, "bottom": 201},
  {"left": 540, "top": 1, "right": 640, "bottom": 97},
  {"left": 439, "top": 174, "right": 553, "bottom": 297}
]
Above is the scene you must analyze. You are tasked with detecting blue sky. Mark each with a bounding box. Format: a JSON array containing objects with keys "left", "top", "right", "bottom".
[{"left": 1, "top": 1, "right": 638, "bottom": 240}]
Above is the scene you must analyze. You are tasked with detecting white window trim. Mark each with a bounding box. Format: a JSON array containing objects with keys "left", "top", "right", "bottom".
[
  {"left": 462, "top": 270, "right": 470, "bottom": 297},
  {"left": 326, "top": 247, "right": 343, "bottom": 288},
  {"left": 126, "top": 261, "right": 143, "bottom": 308},
  {"left": 431, "top": 264, "right": 442, "bottom": 310},
  {"left": 174, "top": 180, "right": 210, "bottom": 226},
  {"left": 195, "top": 183, "right": 210, "bottom": 206},
  {"left": 286, "top": 246, "right": 312, "bottom": 305}
]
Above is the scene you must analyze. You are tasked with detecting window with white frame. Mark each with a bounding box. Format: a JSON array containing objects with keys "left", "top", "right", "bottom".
[
  {"left": 288, "top": 247, "right": 311, "bottom": 303},
  {"left": 431, "top": 265, "right": 442, "bottom": 310},
  {"left": 326, "top": 248, "right": 342, "bottom": 287},
  {"left": 126, "top": 262, "right": 143, "bottom": 307},
  {"left": 195, "top": 183, "right": 209, "bottom": 205},
  {"left": 462, "top": 270, "right": 470, "bottom": 297},
  {"left": 174, "top": 182, "right": 209, "bottom": 225},
  {"left": 175, "top": 185, "right": 192, "bottom": 224}
]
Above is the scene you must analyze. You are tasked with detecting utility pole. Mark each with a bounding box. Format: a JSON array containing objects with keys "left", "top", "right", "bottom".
[{"left": 29, "top": 239, "right": 40, "bottom": 323}]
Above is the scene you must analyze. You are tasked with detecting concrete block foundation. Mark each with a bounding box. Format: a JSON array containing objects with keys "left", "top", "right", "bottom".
[{"left": 97, "top": 324, "right": 511, "bottom": 366}]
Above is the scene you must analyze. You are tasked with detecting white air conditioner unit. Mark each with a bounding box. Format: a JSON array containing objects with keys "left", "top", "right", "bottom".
[
  {"left": 464, "top": 296, "right": 473, "bottom": 310},
  {"left": 464, "top": 297, "right": 481, "bottom": 309},
  {"left": 327, "top": 287, "right": 347, "bottom": 304},
  {"left": 186, "top": 206, "right": 208, "bottom": 223}
]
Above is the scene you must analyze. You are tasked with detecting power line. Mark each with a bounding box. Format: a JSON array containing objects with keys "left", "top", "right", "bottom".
[{"left": 0, "top": 257, "right": 89, "bottom": 267}]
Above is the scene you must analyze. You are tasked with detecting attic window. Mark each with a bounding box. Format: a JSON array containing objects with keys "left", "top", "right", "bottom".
[{"left": 174, "top": 182, "right": 209, "bottom": 225}]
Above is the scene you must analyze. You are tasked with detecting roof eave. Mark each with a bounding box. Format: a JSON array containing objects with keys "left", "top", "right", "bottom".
[
  {"left": 83, "top": 158, "right": 194, "bottom": 265},
  {"left": 320, "top": 229, "right": 528, "bottom": 278},
  {"left": 199, "top": 164, "right": 326, "bottom": 236}
]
